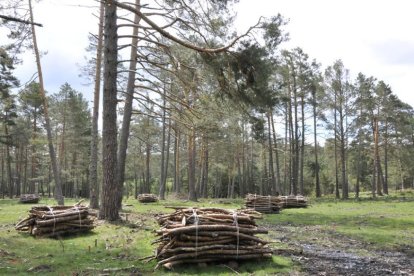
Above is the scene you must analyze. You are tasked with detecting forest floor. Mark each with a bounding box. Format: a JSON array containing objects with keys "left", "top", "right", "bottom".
[
  {"left": 267, "top": 224, "right": 414, "bottom": 275},
  {"left": 0, "top": 192, "right": 413, "bottom": 275}
]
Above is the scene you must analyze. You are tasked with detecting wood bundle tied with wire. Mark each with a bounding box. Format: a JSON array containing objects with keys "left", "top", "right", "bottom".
[
  {"left": 279, "top": 195, "right": 308, "bottom": 208},
  {"left": 244, "top": 194, "right": 282, "bottom": 213},
  {"left": 150, "top": 207, "right": 271, "bottom": 269},
  {"left": 138, "top": 193, "right": 158, "bottom": 203},
  {"left": 15, "top": 205, "right": 95, "bottom": 238},
  {"left": 19, "top": 194, "right": 40, "bottom": 203}
]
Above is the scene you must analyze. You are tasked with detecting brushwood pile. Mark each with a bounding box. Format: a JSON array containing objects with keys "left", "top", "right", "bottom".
[
  {"left": 138, "top": 193, "right": 158, "bottom": 203},
  {"left": 245, "top": 194, "right": 308, "bottom": 213},
  {"left": 15, "top": 205, "right": 94, "bottom": 237},
  {"left": 152, "top": 207, "right": 272, "bottom": 269}
]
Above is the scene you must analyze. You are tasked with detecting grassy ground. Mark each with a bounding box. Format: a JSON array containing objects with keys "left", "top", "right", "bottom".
[{"left": 0, "top": 190, "right": 413, "bottom": 275}]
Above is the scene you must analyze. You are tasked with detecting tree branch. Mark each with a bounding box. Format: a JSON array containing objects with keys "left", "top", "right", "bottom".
[
  {"left": 0, "top": 14, "right": 43, "bottom": 27},
  {"left": 113, "top": 1, "right": 261, "bottom": 53}
]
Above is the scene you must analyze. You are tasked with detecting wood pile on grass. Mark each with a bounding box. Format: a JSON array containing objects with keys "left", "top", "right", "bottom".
[
  {"left": 138, "top": 193, "right": 158, "bottom": 203},
  {"left": 279, "top": 195, "right": 308, "bottom": 208},
  {"left": 244, "top": 194, "right": 282, "bottom": 213},
  {"left": 19, "top": 194, "right": 40, "bottom": 203},
  {"left": 151, "top": 207, "right": 271, "bottom": 269},
  {"left": 15, "top": 205, "right": 94, "bottom": 237}
]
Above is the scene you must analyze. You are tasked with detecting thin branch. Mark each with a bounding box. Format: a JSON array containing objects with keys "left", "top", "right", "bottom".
[{"left": 0, "top": 14, "right": 43, "bottom": 27}]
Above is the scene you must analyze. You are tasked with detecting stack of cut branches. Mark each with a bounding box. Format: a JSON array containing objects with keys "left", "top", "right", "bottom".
[
  {"left": 279, "top": 195, "right": 308, "bottom": 208},
  {"left": 244, "top": 194, "right": 282, "bottom": 213},
  {"left": 19, "top": 194, "right": 40, "bottom": 203},
  {"left": 15, "top": 205, "right": 94, "bottom": 237},
  {"left": 152, "top": 207, "right": 271, "bottom": 269},
  {"left": 138, "top": 193, "right": 158, "bottom": 203}
]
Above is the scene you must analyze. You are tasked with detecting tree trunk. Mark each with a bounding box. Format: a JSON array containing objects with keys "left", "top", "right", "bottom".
[
  {"left": 98, "top": 1, "right": 119, "bottom": 221},
  {"left": 267, "top": 111, "right": 277, "bottom": 195},
  {"left": 312, "top": 91, "right": 321, "bottom": 197},
  {"left": 159, "top": 83, "right": 167, "bottom": 200},
  {"left": 1, "top": 148, "right": 4, "bottom": 199},
  {"left": 163, "top": 119, "right": 171, "bottom": 196},
  {"left": 4, "top": 123, "right": 13, "bottom": 199},
  {"left": 383, "top": 118, "right": 389, "bottom": 194},
  {"left": 117, "top": 0, "right": 141, "bottom": 208},
  {"left": 145, "top": 142, "right": 151, "bottom": 193},
  {"left": 174, "top": 128, "right": 181, "bottom": 193},
  {"left": 339, "top": 103, "right": 348, "bottom": 199},
  {"left": 334, "top": 90, "right": 340, "bottom": 199},
  {"left": 188, "top": 128, "right": 197, "bottom": 201},
  {"left": 270, "top": 112, "right": 280, "bottom": 195},
  {"left": 29, "top": 0, "right": 63, "bottom": 205},
  {"left": 374, "top": 118, "right": 383, "bottom": 196},
  {"left": 89, "top": 0, "right": 105, "bottom": 209},
  {"left": 299, "top": 92, "right": 305, "bottom": 195},
  {"left": 292, "top": 74, "right": 299, "bottom": 196}
]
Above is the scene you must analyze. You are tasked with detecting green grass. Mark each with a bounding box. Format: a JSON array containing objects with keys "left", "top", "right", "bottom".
[
  {"left": 266, "top": 190, "right": 414, "bottom": 251},
  {"left": 1, "top": 191, "right": 413, "bottom": 275},
  {"left": 0, "top": 197, "right": 292, "bottom": 275}
]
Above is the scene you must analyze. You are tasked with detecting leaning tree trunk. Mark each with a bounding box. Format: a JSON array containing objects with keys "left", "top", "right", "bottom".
[
  {"left": 99, "top": 1, "right": 119, "bottom": 221},
  {"left": 117, "top": 0, "right": 141, "bottom": 208},
  {"left": 89, "top": 0, "right": 105, "bottom": 210},
  {"left": 29, "top": 0, "right": 63, "bottom": 205}
]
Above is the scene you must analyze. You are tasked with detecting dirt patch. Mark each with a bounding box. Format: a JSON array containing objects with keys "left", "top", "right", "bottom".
[{"left": 266, "top": 224, "right": 414, "bottom": 275}]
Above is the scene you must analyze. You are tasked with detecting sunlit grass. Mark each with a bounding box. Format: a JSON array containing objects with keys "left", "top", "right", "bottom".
[
  {"left": 266, "top": 190, "right": 414, "bottom": 251},
  {"left": 0, "top": 196, "right": 290, "bottom": 275},
  {"left": 1, "top": 190, "right": 413, "bottom": 275}
]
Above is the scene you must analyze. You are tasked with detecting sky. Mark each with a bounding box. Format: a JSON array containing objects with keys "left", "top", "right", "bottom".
[{"left": 3, "top": 0, "right": 414, "bottom": 108}]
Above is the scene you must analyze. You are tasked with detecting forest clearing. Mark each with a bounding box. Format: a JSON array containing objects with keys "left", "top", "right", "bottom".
[
  {"left": 1, "top": 191, "right": 413, "bottom": 275},
  {"left": 2, "top": 0, "right": 414, "bottom": 275}
]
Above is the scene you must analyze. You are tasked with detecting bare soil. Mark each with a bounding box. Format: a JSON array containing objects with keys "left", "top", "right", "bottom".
[{"left": 266, "top": 224, "right": 414, "bottom": 275}]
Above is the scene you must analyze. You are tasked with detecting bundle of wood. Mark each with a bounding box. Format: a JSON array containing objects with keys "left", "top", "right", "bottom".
[
  {"left": 138, "top": 193, "right": 158, "bottom": 203},
  {"left": 19, "top": 194, "right": 40, "bottom": 203},
  {"left": 279, "top": 195, "right": 308, "bottom": 208},
  {"left": 152, "top": 207, "right": 271, "bottom": 269},
  {"left": 15, "top": 205, "right": 94, "bottom": 238},
  {"left": 244, "top": 194, "right": 282, "bottom": 213}
]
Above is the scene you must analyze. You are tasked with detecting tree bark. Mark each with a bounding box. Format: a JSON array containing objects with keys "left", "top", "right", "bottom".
[
  {"left": 300, "top": 91, "right": 305, "bottom": 195},
  {"left": 89, "top": 1, "right": 105, "bottom": 209},
  {"left": 267, "top": 111, "right": 277, "bottom": 195},
  {"left": 29, "top": 0, "right": 63, "bottom": 205},
  {"left": 117, "top": 0, "right": 141, "bottom": 208},
  {"left": 98, "top": 1, "right": 119, "bottom": 221},
  {"left": 4, "top": 123, "right": 13, "bottom": 199},
  {"left": 159, "top": 82, "right": 167, "bottom": 200},
  {"left": 188, "top": 128, "right": 197, "bottom": 201},
  {"left": 312, "top": 90, "right": 321, "bottom": 197}
]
